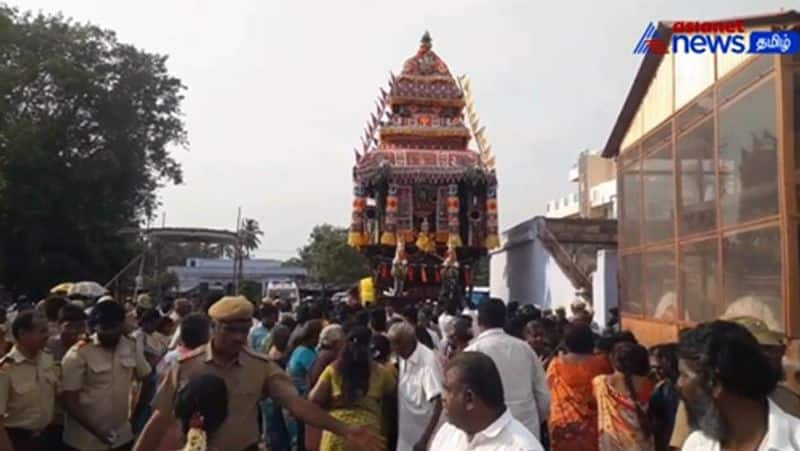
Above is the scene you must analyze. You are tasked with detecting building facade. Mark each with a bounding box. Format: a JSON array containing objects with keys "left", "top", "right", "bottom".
[
  {"left": 546, "top": 150, "right": 617, "bottom": 219},
  {"left": 490, "top": 217, "right": 617, "bottom": 317},
  {"left": 168, "top": 258, "right": 307, "bottom": 294},
  {"left": 601, "top": 11, "right": 800, "bottom": 343}
]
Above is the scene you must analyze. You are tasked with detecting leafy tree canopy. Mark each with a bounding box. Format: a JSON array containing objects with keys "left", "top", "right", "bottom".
[
  {"left": 0, "top": 7, "right": 187, "bottom": 296},
  {"left": 297, "top": 224, "right": 370, "bottom": 289}
]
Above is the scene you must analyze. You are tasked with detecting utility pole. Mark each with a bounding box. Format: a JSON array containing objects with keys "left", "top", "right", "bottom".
[
  {"left": 234, "top": 207, "right": 242, "bottom": 295},
  {"left": 133, "top": 218, "right": 151, "bottom": 302}
]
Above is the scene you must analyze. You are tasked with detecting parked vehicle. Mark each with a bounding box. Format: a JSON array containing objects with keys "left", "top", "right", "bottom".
[{"left": 266, "top": 280, "right": 300, "bottom": 304}]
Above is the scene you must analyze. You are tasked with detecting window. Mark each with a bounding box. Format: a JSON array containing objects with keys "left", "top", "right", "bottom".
[
  {"left": 621, "top": 161, "right": 642, "bottom": 247},
  {"left": 643, "top": 123, "right": 672, "bottom": 155},
  {"left": 718, "top": 80, "right": 778, "bottom": 226},
  {"left": 677, "top": 118, "right": 716, "bottom": 236},
  {"left": 717, "top": 51, "right": 752, "bottom": 80},
  {"left": 722, "top": 227, "right": 782, "bottom": 331},
  {"left": 643, "top": 144, "right": 674, "bottom": 243},
  {"left": 680, "top": 239, "right": 719, "bottom": 323},
  {"left": 621, "top": 254, "right": 643, "bottom": 315},
  {"left": 795, "top": 69, "right": 800, "bottom": 214},
  {"left": 676, "top": 90, "right": 713, "bottom": 134},
  {"left": 795, "top": 68, "right": 800, "bottom": 164},
  {"left": 610, "top": 195, "right": 618, "bottom": 219},
  {"left": 717, "top": 55, "right": 773, "bottom": 106},
  {"left": 675, "top": 52, "right": 714, "bottom": 110},
  {"left": 644, "top": 250, "right": 676, "bottom": 319}
]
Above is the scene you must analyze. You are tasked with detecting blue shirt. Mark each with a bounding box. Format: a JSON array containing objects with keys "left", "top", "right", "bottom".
[
  {"left": 287, "top": 345, "right": 317, "bottom": 395},
  {"left": 249, "top": 324, "right": 271, "bottom": 353}
]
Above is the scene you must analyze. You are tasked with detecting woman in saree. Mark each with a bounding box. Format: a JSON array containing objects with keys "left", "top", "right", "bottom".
[
  {"left": 309, "top": 325, "right": 396, "bottom": 451},
  {"left": 546, "top": 322, "right": 612, "bottom": 451},
  {"left": 305, "top": 324, "right": 346, "bottom": 451},
  {"left": 593, "top": 341, "right": 655, "bottom": 451}
]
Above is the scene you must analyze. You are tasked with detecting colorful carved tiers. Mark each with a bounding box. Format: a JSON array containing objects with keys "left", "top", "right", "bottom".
[
  {"left": 390, "top": 31, "right": 465, "bottom": 106},
  {"left": 356, "top": 149, "right": 480, "bottom": 184},
  {"left": 349, "top": 31, "right": 500, "bottom": 269}
]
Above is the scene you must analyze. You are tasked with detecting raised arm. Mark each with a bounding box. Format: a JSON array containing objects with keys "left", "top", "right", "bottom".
[
  {"left": 284, "top": 395, "right": 384, "bottom": 450},
  {"left": 132, "top": 409, "right": 173, "bottom": 451},
  {"left": 308, "top": 368, "right": 332, "bottom": 408},
  {"left": 133, "top": 366, "right": 178, "bottom": 451}
]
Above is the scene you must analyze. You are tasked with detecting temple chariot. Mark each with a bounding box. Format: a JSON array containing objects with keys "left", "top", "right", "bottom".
[{"left": 347, "top": 32, "right": 500, "bottom": 304}]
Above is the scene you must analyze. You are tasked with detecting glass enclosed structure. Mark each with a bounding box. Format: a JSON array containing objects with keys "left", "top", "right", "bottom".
[{"left": 602, "top": 12, "right": 800, "bottom": 342}]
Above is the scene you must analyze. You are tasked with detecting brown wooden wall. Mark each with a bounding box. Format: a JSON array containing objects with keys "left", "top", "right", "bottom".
[{"left": 621, "top": 316, "right": 680, "bottom": 346}]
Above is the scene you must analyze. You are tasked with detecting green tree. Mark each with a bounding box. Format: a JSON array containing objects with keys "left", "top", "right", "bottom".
[
  {"left": 298, "top": 224, "right": 370, "bottom": 292},
  {"left": 282, "top": 257, "right": 304, "bottom": 268},
  {"left": 144, "top": 271, "right": 179, "bottom": 296},
  {"left": 239, "top": 218, "right": 263, "bottom": 258},
  {"left": 0, "top": 7, "right": 187, "bottom": 296},
  {"left": 239, "top": 279, "right": 263, "bottom": 303}
]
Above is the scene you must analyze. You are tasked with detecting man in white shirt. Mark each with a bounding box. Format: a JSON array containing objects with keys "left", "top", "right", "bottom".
[
  {"left": 438, "top": 299, "right": 459, "bottom": 353},
  {"left": 389, "top": 321, "right": 444, "bottom": 451},
  {"left": 465, "top": 298, "right": 549, "bottom": 439},
  {"left": 431, "top": 351, "right": 544, "bottom": 451},
  {"left": 419, "top": 307, "right": 442, "bottom": 351},
  {"left": 155, "top": 313, "right": 210, "bottom": 378},
  {"left": 678, "top": 320, "right": 800, "bottom": 450}
]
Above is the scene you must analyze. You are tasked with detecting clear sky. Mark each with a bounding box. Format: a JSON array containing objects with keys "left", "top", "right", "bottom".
[{"left": 14, "top": 0, "right": 792, "bottom": 259}]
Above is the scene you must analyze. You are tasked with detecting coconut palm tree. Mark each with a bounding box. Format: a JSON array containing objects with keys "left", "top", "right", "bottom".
[{"left": 239, "top": 218, "right": 263, "bottom": 258}]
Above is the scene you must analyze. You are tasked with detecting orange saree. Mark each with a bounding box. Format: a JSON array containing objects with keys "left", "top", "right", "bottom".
[{"left": 546, "top": 354, "right": 612, "bottom": 451}]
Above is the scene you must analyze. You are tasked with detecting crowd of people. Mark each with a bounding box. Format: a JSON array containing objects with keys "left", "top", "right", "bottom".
[{"left": 0, "top": 288, "right": 800, "bottom": 451}]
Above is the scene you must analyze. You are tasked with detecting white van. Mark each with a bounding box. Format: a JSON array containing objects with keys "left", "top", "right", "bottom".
[{"left": 265, "top": 280, "right": 300, "bottom": 304}]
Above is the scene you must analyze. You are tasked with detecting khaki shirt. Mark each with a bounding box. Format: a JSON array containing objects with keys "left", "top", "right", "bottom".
[
  {"left": 46, "top": 336, "right": 72, "bottom": 363},
  {"left": 151, "top": 342, "right": 298, "bottom": 451},
  {"left": 45, "top": 337, "right": 72, "bottom": 426},
  {"left": 0, "top": 347, "right": 58, "bottom": 431},
  {"left": 61, "top": 335, "right": 151, "bottom": 450},
  {"left": 131, "top": 330, "right": 168, "bottom": 361}
]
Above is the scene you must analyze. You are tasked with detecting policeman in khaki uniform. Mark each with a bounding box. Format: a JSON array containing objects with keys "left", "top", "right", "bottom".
[
  {"left": 135, "top": 296, "right": 385, "bottom": 451},
  {"left": 0, "top": 311, "right": 59, "bottom": 451},
  {"left": 61, "top": 301, "right": 151, "bottom": 451}
]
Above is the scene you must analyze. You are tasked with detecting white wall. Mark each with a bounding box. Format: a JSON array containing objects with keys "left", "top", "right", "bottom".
[
  {"left": 489, "top": 246, "right": 509, "bottom": 302},
  {"left": 493, "top": 239, "right": 537, "bottom": 304},
  {"left": 538, "top": 238, "right": 575, "bottom": 311},
  {"left": 590, "top": 179, "right": 617, "bottom": 209},
  {"left": 593, "top": 249, "right": 618, "bottom": 328},
  {"left": 490, "top": 218, "right": 620, "bottom": 319},
  {"left": 545, "top": 193, "right": 580, "bottom": 218},
  {"left": 489, "top": 221, "right": 576, "bottom": 310}
]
